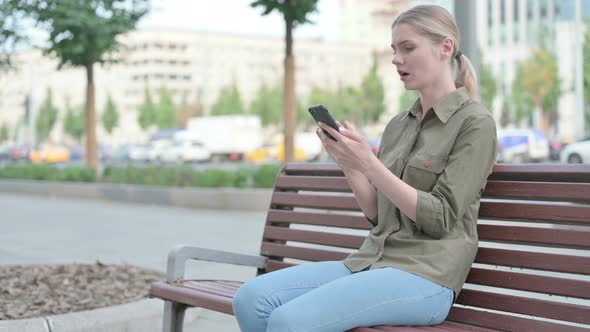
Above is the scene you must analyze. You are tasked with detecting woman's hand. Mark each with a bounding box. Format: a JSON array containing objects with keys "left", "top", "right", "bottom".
[{"left": 316, "top": 120, "right": 376, "bottom": 173}]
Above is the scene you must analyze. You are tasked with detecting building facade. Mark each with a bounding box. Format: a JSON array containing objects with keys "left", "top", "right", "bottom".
[{"left": 0, "top": 28, "right": 372, "bottom": 145}]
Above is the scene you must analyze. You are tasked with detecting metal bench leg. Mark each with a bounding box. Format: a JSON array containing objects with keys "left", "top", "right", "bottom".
[{"left": 163, "top": 301, "right": 187, "bottom": 332}]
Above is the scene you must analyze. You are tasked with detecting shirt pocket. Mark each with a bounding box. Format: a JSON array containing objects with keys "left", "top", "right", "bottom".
[{"left": 404, "top": 154, "right": 448, "bottom": 192}]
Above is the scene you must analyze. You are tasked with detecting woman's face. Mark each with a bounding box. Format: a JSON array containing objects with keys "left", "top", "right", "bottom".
[{"left": 391, "top": 23, "right": 447, "bottom": 91}]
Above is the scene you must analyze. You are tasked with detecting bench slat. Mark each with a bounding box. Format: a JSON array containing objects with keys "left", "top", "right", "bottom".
[
  {"left": 267, "top": 209, "right": 372, "bottom": 230},
  {"left": 448, "top": 307, "right": 587, "bottom": 332},
  {"left": 466, "top": 268, "right": 590, "bottom": 299},
  {"left": 475, "top": 247, "right": 590, "bottom": 275},
  {"left": 456, "top": 289, "right": 590, "bottom": 325},
  {"left": 275, "top": 175, "right": 352, "bottom": 192},
  {"left": 272, "top": 192, "right": 360, "bottom": 211},
  {"left": 483, "top": 181, "right": 590, "bottom": 202},
  {"left": 265, "top": 259, "right": 293, "bottom": 272},
  {"left": 477, "top": 224, "right": 590, "bottom": 249},
  {"left": 263, "top": 225, "right": 365, "bottom": 249},
  {"left": 150, "top": 281, "right": 234, "bottom": 315},
  {"left": 479, "top": 201, "right": 590, "bottom": 225},
  {"left": 261, "top": 242, "right": 348, "bottom": 262},
  {"left": 283, "top": 163, "right": 590, "bottom": 182},
  {"left": 488, "top": 164, "right": 590, "bottom": 182}
]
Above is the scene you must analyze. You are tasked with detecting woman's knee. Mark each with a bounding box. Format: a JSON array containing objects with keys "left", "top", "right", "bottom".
[
  {"left": 232, "top": 279, "right": 267, "bottom": 314},
  {"left": 266, "top": 305, "right": 299, "bottom": 332}
]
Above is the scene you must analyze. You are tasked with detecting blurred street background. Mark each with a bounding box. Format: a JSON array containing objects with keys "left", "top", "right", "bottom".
[{"left": 0, "top": 0, "right": 588, "bottom": 177}]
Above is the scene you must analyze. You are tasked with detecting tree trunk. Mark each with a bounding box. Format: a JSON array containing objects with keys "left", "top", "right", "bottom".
[
  {"left": 283, "top": 18, "right": 296, "bottom": 163},
  {"left": 85, "top": 64, "right": 99, "bottom": 177}
]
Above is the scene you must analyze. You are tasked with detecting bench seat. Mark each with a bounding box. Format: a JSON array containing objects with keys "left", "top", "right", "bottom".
[{"left": 150, "top": 163, "right": 590, "bottom": 332}]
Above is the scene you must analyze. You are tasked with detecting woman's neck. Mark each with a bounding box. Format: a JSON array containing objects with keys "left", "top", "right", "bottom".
[{"left": 419, "top": 79, "right": 457, "bottom": 120}]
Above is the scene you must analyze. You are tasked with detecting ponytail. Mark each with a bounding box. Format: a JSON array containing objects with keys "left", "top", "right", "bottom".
[{"left": 454, "top": 53, "right": 478, "bottom": 99}]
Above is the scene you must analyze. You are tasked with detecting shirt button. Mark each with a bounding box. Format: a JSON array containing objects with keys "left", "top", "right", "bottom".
[
  {"left": 424, "top": 161, "right": 431, "bottom": 168},
  {"left": 377, "top": 250, "right": 383, "bottom": 258}
]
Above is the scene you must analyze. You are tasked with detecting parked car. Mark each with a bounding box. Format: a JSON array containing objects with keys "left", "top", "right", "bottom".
[
  {"left": 127, "top": 144, "right": 150, "bottom": 162},
  {"left": 560, "top": 137, "right": 590, "bottom": 164},
  {"left": 159, "top": 140, "right": 210, "bottom": 164},
  {"left": 29, "top": 144, "right": 70, "bottom": 164},
  {"left": 497, "top": 129, "right": 549, "bottom": 163}
]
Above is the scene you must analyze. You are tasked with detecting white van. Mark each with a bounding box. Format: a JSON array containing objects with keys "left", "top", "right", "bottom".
[{"left": 497, "top": 129, "right": 549, "bottom": 163}]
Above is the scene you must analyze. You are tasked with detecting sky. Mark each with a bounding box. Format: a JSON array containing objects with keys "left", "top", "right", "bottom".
[
  {"left": 138, "top": 0, "right": 340, "bottom": 41},
  {"left": 20, "top": 0, "right": 339, "bottom": 50}
]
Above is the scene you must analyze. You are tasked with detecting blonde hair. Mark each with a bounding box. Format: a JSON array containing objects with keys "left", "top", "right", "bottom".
[{"left": 392, "top": 5, "right": 477, "bottom": 99}]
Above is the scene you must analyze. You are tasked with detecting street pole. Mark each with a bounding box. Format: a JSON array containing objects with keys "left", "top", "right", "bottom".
[
  {"left": 574, "top": 0, "right": 585, "bottom": 139},
  {"left": 454, "top": 0, "right": 480, "bottom": 99}
]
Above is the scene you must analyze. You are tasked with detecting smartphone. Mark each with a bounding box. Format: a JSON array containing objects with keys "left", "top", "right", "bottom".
[{"left": 308, "top": 105, "right": 339, "bottom": 141}]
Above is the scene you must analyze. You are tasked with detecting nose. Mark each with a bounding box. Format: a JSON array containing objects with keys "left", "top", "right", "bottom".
[{"left": 392, "top": 53, "right": 402, "bottom": 66}]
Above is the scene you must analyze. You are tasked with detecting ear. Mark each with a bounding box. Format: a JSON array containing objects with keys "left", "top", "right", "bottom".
[{"left": 440, "top": 37, "right": 454, "bottom": 60}]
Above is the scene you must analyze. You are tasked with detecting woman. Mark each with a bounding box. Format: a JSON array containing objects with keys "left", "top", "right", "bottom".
[{"left": 232, "top": 5, "right": 497, "bottom": 331}]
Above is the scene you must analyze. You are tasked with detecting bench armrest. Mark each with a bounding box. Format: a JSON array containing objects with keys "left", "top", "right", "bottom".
[{"left": 166, "top": 244, "right": 267, "bottom": 282}]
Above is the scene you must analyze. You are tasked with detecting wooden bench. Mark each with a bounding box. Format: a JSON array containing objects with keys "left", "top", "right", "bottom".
[{"left": 150, "top": 162, "right": 590, "bottom": 332}]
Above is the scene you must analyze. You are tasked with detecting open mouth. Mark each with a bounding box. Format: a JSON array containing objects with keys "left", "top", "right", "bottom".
[{"left": 398, "top": 70, "right": 410, "bottom": 78}]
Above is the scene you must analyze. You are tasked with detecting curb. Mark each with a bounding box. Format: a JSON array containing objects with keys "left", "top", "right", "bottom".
[
  {"left": 0, "top": 179, "right": 272, "bottom": 211},
  {"left": 0, "top": 299, "right": 200, "bottom": 332}
]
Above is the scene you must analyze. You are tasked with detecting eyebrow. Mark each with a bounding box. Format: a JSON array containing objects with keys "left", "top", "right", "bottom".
[{"left": 391, "top": 40, "right": 413, "bottom": 49}]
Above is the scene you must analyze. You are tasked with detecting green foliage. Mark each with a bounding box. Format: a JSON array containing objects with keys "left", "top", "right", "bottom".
[
  {"left": 250, "top": 82, "right": 283, "bottom": 126},
  {"left": 0, "top": 123, "right": 9, "bottom": 142},
  {"left": 138, "top": 87, "right": 156, "bottom": 129},
  {"left": 211, "top": 83, "right": 245, "bottom": 115},
  {"left": 12, "top": 0, "right": 148, "bottom": 69},
  {"left": 0, "top": 1, "right": 25, "bottom": 69},
  {"left": 359, "top": 56, "right": 385, "bottom": 123},
  {"left": 155, "top": 86, "right": 177, "bottom": 129},
  {"left": 101, "top": 94, "right": 119, "bottom": 134},
  {"left": 253, "top": 164, "right": 280, "bottom": 188},
  {"left": 512, "top": 47, "right": 561, "bottom": 129},
  {"left": 0, "top": 164, "right": 95, "bottom": 182},
  {"left": 250, "top": 0, "right": 318, "bottom": 26},
  {"left": 1, "top": 163, "right": 282, "bottom": 188},
  {"left": 398, "top": 89, "right": 419, "bottom": 113},
  {"left": 35, "top": 88, "right": 59, "bottom": 144},
  {"left": 64, "top": 102, "right": 85, "bottom": 142},
  {"left": 102, "top": 165, "right": 279, "bottom": 188},
  {"left": 480, "top": 62, "right": 497, "bottom": 111}
]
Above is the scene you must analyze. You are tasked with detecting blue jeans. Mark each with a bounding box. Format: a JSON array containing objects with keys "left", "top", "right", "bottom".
[{"left": 232, "top": 261, "right": 454, "bottom": 332}]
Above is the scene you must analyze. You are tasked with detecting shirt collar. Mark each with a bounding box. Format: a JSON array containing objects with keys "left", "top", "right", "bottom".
[{"left": 407, "top": 87, "right": 470, "bottom": 123}]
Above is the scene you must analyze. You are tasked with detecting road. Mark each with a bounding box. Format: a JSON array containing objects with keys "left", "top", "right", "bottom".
[{"left": 0, "top": 193, "right": 267, "bottom": 331}]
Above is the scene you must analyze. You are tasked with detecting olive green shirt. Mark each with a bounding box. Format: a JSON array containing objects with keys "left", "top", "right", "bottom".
[{"left": 342, "top": 87, "right": 497, "bottom": 299}]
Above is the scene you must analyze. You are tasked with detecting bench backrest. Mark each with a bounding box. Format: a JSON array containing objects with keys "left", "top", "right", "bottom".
[{"left": 260, "top": 162, "right": 590, "bottom": 331}]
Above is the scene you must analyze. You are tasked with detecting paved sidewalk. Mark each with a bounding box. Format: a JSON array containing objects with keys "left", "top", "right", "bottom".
[{"left": 0, "top": 193, "right": 267, "bottom": 331}]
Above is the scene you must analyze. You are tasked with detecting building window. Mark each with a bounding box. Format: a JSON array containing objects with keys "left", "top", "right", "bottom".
[
  {"left": 514, "top": 0, "right": 519, "bottom": 22},
  {"left": 500, "top": 0, "right": 505, "bottom": 24}
]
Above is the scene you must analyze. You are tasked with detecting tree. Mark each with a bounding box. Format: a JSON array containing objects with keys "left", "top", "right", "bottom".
[
  {"left": 138, "top": 87, "right": 156, "bottom": 129},
  {"left": 64, "top": 101, "right": 85, "bottom": 143},
  {"left": 176, "top": 92, "right": 203, "bottom": 127},
  {"left": 35, "top": 88, "right": 59, "bottom": 143},
  {"left": 398, "top": 89, "right": 419, "bottom": 113},
  {"left": 101, "top": 94, "right": 118, "bottom": 134},
  {"left": 250, "top": 82, "right": 282, "bottom": 126},
  {"left": 211, "top": 83, "right": 245, "bottom": 116},
  {"left": 0, "top": 123, "right": 9, "bottom": 142},
  {"left": 251, "top": 0, "right": 318, "bottom": 162},
  {"left": 12, "top": 0, "right": 148, "bottom": 174},
  {"left": 511, "top": 47, "right": 561, "bottom": 134},
  {"left": 0, "top": 2, "right": 25, "bottom": 69},
  {"left": 359, "top": 55, "right": 385, "bottom": 124},
  {"left": 155, "top": 86, "right": 177, "bottom": 129},
  {"left": 479, "top": 62, "right": 497, "bottom": 111}
]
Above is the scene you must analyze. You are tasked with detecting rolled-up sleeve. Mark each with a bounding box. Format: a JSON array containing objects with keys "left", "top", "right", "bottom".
[{"left": 415, "top": 114, "right": 497, "bottom": 239}]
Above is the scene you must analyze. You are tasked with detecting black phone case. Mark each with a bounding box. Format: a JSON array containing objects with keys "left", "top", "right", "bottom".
[{"left": 308, "top": 105, "right": 339, "bottom": 141}]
